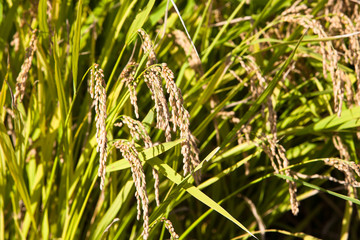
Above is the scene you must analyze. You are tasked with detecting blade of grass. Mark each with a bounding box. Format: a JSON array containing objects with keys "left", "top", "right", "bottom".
[
  {"left": 38, "top": 0, "right": 49, "bottom": 34},
  {"left": 71, "top": 0, "right": 83, "bottom": 92},
  {"left": 100, "top": 1, "right": 137, "bottom": 68},
  {"left": 125, "top": 0, "right": 155, "bottom": 44},
  {"left": 53, "top": 34, "right": 69, "bottom": 121},
  {"left": 91, "top": 180, "right": 133, "bottom": 239},
  {"left": 169, "top": 0, "right": 200, "bottom": 60},
  {"left": 0, "top": 122, "right": 38, "bottom": 234},
  {"left": 147, "top": 156, "right": 258, "bottom": 239}
]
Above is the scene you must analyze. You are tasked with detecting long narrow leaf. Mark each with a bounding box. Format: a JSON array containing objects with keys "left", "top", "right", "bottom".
[{"left": 147, "top": 156, "right": 258, "bottom": 239}]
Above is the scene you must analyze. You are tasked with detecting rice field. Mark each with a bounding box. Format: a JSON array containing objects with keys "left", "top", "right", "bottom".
[{"left": 1, "top": 0, "right": 360, "bottom": 239}]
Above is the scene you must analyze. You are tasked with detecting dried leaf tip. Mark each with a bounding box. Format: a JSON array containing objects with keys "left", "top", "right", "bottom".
[{"left": 89, "top": 64, "right": 107, "bottom": 190}]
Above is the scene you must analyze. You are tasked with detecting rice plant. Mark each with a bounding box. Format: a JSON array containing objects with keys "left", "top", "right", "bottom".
[{"left": 1, "top": 0, "right": 360, "bottom": 239}]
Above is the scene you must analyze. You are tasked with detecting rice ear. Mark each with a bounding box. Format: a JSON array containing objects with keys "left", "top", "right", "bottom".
[{"left": 89, "top": 64, "right": 108, "bottom": 190}]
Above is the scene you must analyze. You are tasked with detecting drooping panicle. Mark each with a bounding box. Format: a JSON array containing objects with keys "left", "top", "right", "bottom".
[
  {"left": 14, "top": 30, "right": 37, "bottom": 105},
  {"left": 114, "top": 140, "right": 149, "bottom": 239},
  {"left": 116, "top": 116, "right": 160, "bottom": 206},
  {"left": 89, "top": 64, "right": 108, "bottom": 190},
  {"left": 121, "top": 61, "right": 140, "bottom": 118}
]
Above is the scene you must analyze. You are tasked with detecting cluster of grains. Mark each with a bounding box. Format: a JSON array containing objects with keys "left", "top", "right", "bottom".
[
  {"left": 216, "top": 111, "right": 251, "bottom": 175},
  {"left": 238, "top": 56, "right": 299, "bottom": 215},
  {"left": 138, "top": 29, "right": 200, "bottom": 176},
  {"left": 259, "top": 136, "right": 299, "bottom": 215},
  {"left": 5, "top": 108, "right": 15, "bottom": 141},
  {"left": 325, "top": 0, "right": 359, "bottom": 22},
  {"left": 138, "top": 29, "right": 172, "bottom": 142},
  {"left": 115, "top": 116, "right": 160, "bottom": 206},
  {"left": 151, "top": 217, "right": 179, "bottom": 240},
  {"left": 89, "top": 64, "right": 108, "bottom": 190},
  {"left": 324, "top": 2, "right": 360, "bottom": 141},
  {"left": 114, "top": 140, "right": 149, "bottom": 239},
  {"left": 172, "top": 30, "right": 203, "bottom": 75},
  {"left": 161, "top": 64, "right": 200, "bottom": 175},
  {"left": 294, "top": 158, "right": 360, "bottom": 189},
  {"left": 14, "top": 30, "right": 37, "bottom": 105},
  {"left": 280, "top": 6, "right": 344, "bottom": 116},
  {"left": 330, "top": 136, "right": 360, "bottom": 193},
  {"left": 238, "top": 56, "right": 266, "bottom": 100},
  {"left": 276, "top": 3, "right": 360, "bottom": 210},
  {"left": 121, "top": 61, "right": 140, "bottom": 118},
  {"left": 237, "top": 56, "right": 267, "bottom": 121},
  {"left": 323, "top": 158, "right": 360, "bottom": 186},
  {"left": 161, "top": 217, "right": 179, "bottom": 240},
  {"left": 10, "top": 32, "right": 20, "bottom": 52},
  {"left": 326, "top": 0, "right": 360, "bottom": 140},
  {"left": 267, "top": 91, "right": 299, "bottom": 216},
  {"left": 240, "top": 194, "right": 266, "bottom": 240}
]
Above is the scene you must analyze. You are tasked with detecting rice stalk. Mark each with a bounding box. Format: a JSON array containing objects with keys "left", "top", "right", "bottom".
[{"left": 89, "top": 63, "right": 108, "bottom": 190}]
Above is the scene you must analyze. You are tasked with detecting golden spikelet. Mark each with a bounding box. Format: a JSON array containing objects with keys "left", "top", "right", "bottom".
[
  {"left": 89, "top": 64, "right": 108, "bottom": 190},
  {"left": 139, "top": 29, "right": 172, "bottom": 141},
  {"left": 239, "top": 53, "right": 300, "bottom": 215},
  {"left": 160, "top": 63, "right": 200, "bottom": 176},
  {"left": 137, "top": 29, "right": 200, "bottom": 176},
  {"left": 172, "top": 29, "right": 203, "bottom": 75},
  {"left": 161, "top": 217, "right": 179, "bottom": 240},
  {"left": 114, "top": 140, "right": 149, "bottom": 239},
  {"left": 280, "top": 9, "right": 344, "bottom": 116},
  {"left": 121, "top": 61, "right": 140, "bottom": 118},
  {"left": 14, "top": 30, "right": 37, "bottom": 105},
  {"left": 116, "top": 116, "right": 160, "bottom": 206}
]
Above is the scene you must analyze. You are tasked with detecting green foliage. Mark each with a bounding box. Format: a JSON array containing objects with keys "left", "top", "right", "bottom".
[{"left": 1, "top": 0, "right": 360, "bottom": 239}]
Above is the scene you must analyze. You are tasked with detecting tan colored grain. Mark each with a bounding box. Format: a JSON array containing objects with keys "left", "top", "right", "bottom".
[
  {"left": 117, "top": 116, "right": 160, "bottom": 206},
  {"left": 161, "top": 217, "right": 179, "bottom": 240},
  {"left": 137, "top": 30, "right": 200, "bottom": 177},
  {"left": 172, "top": 30, "right": 203, "bottom": 75},
  {"left": 121, "top": 61, "right": 140, "bottom": 118},
  {"left": 14, "top": 30, "right": 37, "bottom": 104},
  {"left": 114, "top": 140, "right": 149, "bottom": 239},
  {"left": 89, "top": 64, "right": 108, "bottom": 190}
]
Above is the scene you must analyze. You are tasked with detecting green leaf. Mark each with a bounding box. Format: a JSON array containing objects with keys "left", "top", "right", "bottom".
[
  {"left": 0, "top": 122, "right": 38, "bottom": 234},
  {"left": 53, "top": 34, "right": 68, "bottom": 121},
  {"left": 201, "top": 0, "right": 246, "bottom": 61},
  {"left": 301, "top": 106, "right": 360, "bottom": 133},
  {"left": 72, "top": 0, "right": 83, "bottom": 91},
  {"left": 147, "top": 156, "right": 258, "bottom": 239},
  {"left": 90, "top": 181, "right": 133, "bottom": 240},
  {"left": 38, "top": 0, "right": 49, "bottom": 33},
  {"left": 125, "top": 0, "right": 155, "bottom": 44},
  {"left": 100, "top": 1, "right": 137, "bottom": 68}
]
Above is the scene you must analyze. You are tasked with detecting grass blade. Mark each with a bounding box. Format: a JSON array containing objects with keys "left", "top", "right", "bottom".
[
  {"left": 125, "top": 0, "right": 155, "bottom": 44},
  {"left": 71, "top": 0, "right": 83, "bottom": 91},
  {"left": 148, "top": 156, "right": 258, "bottom": 239}
]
